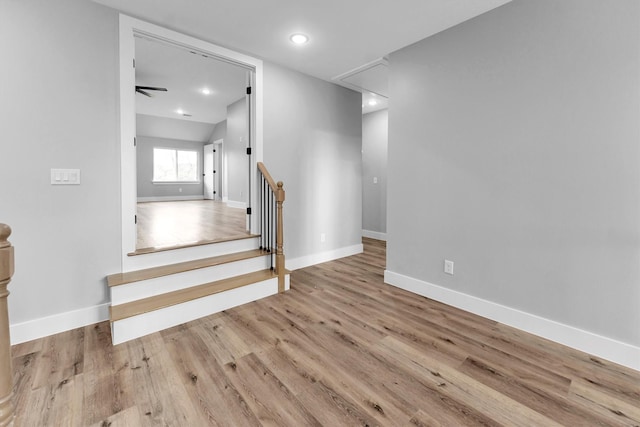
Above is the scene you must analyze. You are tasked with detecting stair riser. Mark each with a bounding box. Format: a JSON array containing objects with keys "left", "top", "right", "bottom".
[
  {"left": 111, "top": 277, "right": 279, "bottom": 344},
  {"left": 111, "top": 255, "right": 271, "bottom": 305},
  {"left": 124, "top": 237, "right": 260, "bottom": 272}
]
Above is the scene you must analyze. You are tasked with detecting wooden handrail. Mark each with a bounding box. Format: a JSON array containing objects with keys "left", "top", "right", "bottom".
[
  {"left": 257, "top": 162, "right": 278, "bottom": 195},
  {"left": 257, "top": 163, "right": 286, "bottom": 292},
  {"left": 0, "top": 224, "right": 15, "bottom": 426}
]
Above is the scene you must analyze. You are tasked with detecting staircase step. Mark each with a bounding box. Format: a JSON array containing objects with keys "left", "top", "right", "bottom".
[
  {"left": 108, "top": 249, "right": 268, "bottom": 287},
  {"left": 110, "top": 269, "right": 277, "bottom": 322}
]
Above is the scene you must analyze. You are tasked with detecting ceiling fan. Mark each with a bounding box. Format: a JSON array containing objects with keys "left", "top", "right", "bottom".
[{"left": 135, "top": 85, "right": 167, "bottom": 97}]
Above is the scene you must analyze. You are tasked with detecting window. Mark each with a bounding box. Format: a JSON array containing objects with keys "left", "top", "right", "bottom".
[{"left": 153, "top": 148, "right": 198, "bottom": 182}]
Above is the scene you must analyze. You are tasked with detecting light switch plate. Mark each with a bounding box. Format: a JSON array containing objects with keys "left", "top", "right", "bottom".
[{"left": 51, "top": 169, "right": 81, "bottom": 185}]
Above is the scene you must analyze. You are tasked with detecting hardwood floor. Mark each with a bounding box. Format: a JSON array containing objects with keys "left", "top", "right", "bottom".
[
  {"left": 11, "top": 238, "right": 640, "bottom": 426},
  {"left": 135, "top": 200, "right": 250, "bottom": 253}
]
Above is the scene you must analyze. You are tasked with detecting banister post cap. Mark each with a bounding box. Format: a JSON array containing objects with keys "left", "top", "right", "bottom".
[
  {"left": 277, "top": 181, "right": 283, "bottom": 188},
  {"left": 0, "top": 224, "right": 11, "bottom": 249}
]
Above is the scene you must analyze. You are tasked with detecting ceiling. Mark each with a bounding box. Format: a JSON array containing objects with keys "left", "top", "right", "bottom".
[
  {"left": 135, "top": 35, "right": 248, "bottom": 125},
  {"left": 94, "top": 0, "right": 510, "bottom": 84},
  {"left": 94, "top": 0, "right": 511, "bottom": 127}
]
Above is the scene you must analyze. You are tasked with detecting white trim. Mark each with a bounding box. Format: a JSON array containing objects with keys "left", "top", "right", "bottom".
[
  {"left": 362, "top": 229, "right": 387, "bottom": 241},
  {"left": 10, "top": 303, "right": 110, "bottom": 345},
  {"left": 137, "top": 195, "right": 204, "bottom": 202},
  {"left": 383, "top": 270, "right": 640, "bottom": 372},
  {"left": 111, "top": 255, "right": 270, "bottom": 305},
  {"left": 120, "top": 236, "right": 259, "bottom": 272},
  {"left": 226, "top": 200, "right": 247, "bottom": 209},
  {"left": 151, "top": 182, "right": 201, "bottom": 185},
  {"left": 119, "top": 15, "right": 263, "bottom": 272},
  {"left": 111, "top": 277, "right": 279, "bottom": 344},
  {"left": 287, "top": 244, "right": 363, "bottom": 271},
  {"left": 332, "top": 57, "right": 389, "bottom": 97}
]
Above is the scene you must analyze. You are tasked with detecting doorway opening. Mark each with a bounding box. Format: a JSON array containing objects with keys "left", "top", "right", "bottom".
[
  {"left": 133, "top": 35, "right": 251, "bottom": 252},
  {"left": 119, "top": 15, "right": 264, "bottom": 271}
]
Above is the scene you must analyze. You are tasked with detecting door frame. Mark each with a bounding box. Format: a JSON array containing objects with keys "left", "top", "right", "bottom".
[
  {"left": 212, "top": 139, "right": 224, "bottom": 201},
  {"left": 203, "top": 144, "right": 214, "bottom": 200},
  {"left": 119, "top": 15, "right": 263, "bottom": 272}
]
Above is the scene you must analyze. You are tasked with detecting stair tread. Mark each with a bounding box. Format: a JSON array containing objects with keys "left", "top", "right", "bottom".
[
  {"left": 107, "top": 249, "right": 268, "bottom": 287},
  {"left": 110, "top": 269, "right": 279, "bottom": 322},
  {"left": 130, "top": 234, "right": 259, "bottom": 256}
]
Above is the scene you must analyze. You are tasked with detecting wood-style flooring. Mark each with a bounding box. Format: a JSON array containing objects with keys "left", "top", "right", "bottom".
[
  {"left": 135, "top": 200, "right": 250, "bottom": 253},
  {"left": 11, "top": 238, "right": 640, "bottom": 426}
]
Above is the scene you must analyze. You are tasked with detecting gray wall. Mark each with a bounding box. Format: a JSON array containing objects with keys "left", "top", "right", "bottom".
[
  {"left": 0, "top": 0, "right": 362, "bottom": 335},
  {"left": 362, "top": 109, "right": 388, "bottom": 235},
  {"left": 387, "top": 0, "right": 640, "bottom": 346},
  {"left": 0, "top": 0, "right": 120, "bottom": 323},
  {"left": 225, "top": 98, "right": 248, "bottom": 204},
  {"left": 136, "top": 136, "right": 205, "bottom": 199},
  {"left": 263, "top": 62, "right": 362, "bottom": 261},
  {"left": 209, "top": 120, "right": 226, "bottom": 143}
]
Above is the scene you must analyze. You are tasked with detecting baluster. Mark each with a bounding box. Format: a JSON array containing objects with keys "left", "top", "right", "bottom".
[
  {"left": 275, "top": 182, "right": 285, "bottom": 293},
  {"left": 269, "top": 189, "right": 274, "bottom": 269},
  {"left": 0, "top": 224, "right": 15, "bottom": 426},
  {"left": 261, "top": 175, "right": 267, "bottom": 251},
  {"left": 258, "top": 174, "right": 261, "bottom": 250}
]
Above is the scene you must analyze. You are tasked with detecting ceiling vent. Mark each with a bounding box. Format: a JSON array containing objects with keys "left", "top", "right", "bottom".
[{"left": 333, "top": 58, "right": 389, "bottom": 98}]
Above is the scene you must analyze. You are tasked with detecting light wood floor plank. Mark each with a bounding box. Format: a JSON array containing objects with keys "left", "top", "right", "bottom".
[
  {"left": 82, "top": 322, "right": 135, "bottom": 426},
  {"left": 163, "top": 325, "right": 263, "bottom": 426},
  {"left": 10, "top": 238, "right": 640, "bottom": 426},
  {"left": 136, "top": 200, "right": 249, "bottom": 252}
]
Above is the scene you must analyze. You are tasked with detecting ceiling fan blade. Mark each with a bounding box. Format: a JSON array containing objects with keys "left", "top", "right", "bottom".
[
  {"left": 135, "top": 86, "right": 167, "bottom": 92},
  {"left": 136, "top": 88, "right": 152, "bottom": 97}
]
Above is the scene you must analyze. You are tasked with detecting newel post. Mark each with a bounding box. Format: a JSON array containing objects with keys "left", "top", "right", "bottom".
[
  {"left": 0, "top": 224, "right": 15, "bottom": 426},
  {"left": 275, "top": 182, "right": 285, "bottom": 293}
]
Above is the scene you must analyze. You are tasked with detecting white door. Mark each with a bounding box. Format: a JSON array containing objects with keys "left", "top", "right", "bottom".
[{"left": 203, "top": 144, "right": 214, "bottom": 200}]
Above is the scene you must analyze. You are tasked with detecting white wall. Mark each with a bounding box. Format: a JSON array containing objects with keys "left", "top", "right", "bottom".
[
  {"left": 225, "top": 98, "right": 248, "bottom": 206},
  {"left": 387, "top": 0, "right": 640, "bottom": 360},
  {"left": 0, "top": 0, "right": 365, "bottom": 341},
  {"left": 0, "top": 0, "right": 120, "bottom": 337},
  {"left": 209, "top": 120, "right": 226, "bottom": 143},
  {"left": 362, "top": 109, "right": 388, "bottom": 238},
  {"left": 263, "top": 62, "right": 363, "bottom": 267},
  {"left": 136, "top": 136, "right": 205, "bottom": 199}
]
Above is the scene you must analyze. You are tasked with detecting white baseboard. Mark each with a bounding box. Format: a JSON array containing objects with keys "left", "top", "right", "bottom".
[
  {"left": 10, "top": 303, "right": 110, "bottom": 345},
  {"left": 287, "top": 244, "right": 363, "bottom": 271},
  {"left": 384, "top": 270, "right": 640, "bottom": 372},
  {"left": 362, "top": 230, "right": 387, "bottom": 241},
  {"left": 137, "top": 195, "right": 204, "bottom": 202},
  {"left": 226, "top": 200, "right": 247, "bottom": 209}
]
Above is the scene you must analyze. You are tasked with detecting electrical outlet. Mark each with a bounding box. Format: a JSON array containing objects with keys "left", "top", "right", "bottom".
[
  {"left": 444, "top": 260, "right": 454, "bottom": 275},
  {"left": 320, "top": 233, "right": 326, "bottom": 243}
]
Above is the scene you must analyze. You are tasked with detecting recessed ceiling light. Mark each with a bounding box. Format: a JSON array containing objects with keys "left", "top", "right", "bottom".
[
  {"left": 290, "top": 33, "right": 309, "bottom": 45},
  {"left": 201, "top": 88, "right": 211, "bottom": 95},
  {"left": 368, "top": 100, "right": 378, "bottom": 106},
  {"left": 175, "top": 108, "right": 192, "bottom": 117}
]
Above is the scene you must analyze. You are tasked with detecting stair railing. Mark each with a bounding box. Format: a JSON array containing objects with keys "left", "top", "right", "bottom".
[
  {"left": 0, "top": 224, "right": 15, "bottom": 426},
  {"left": 257, "top": 163, "right": 286, "bottom": 292}
]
